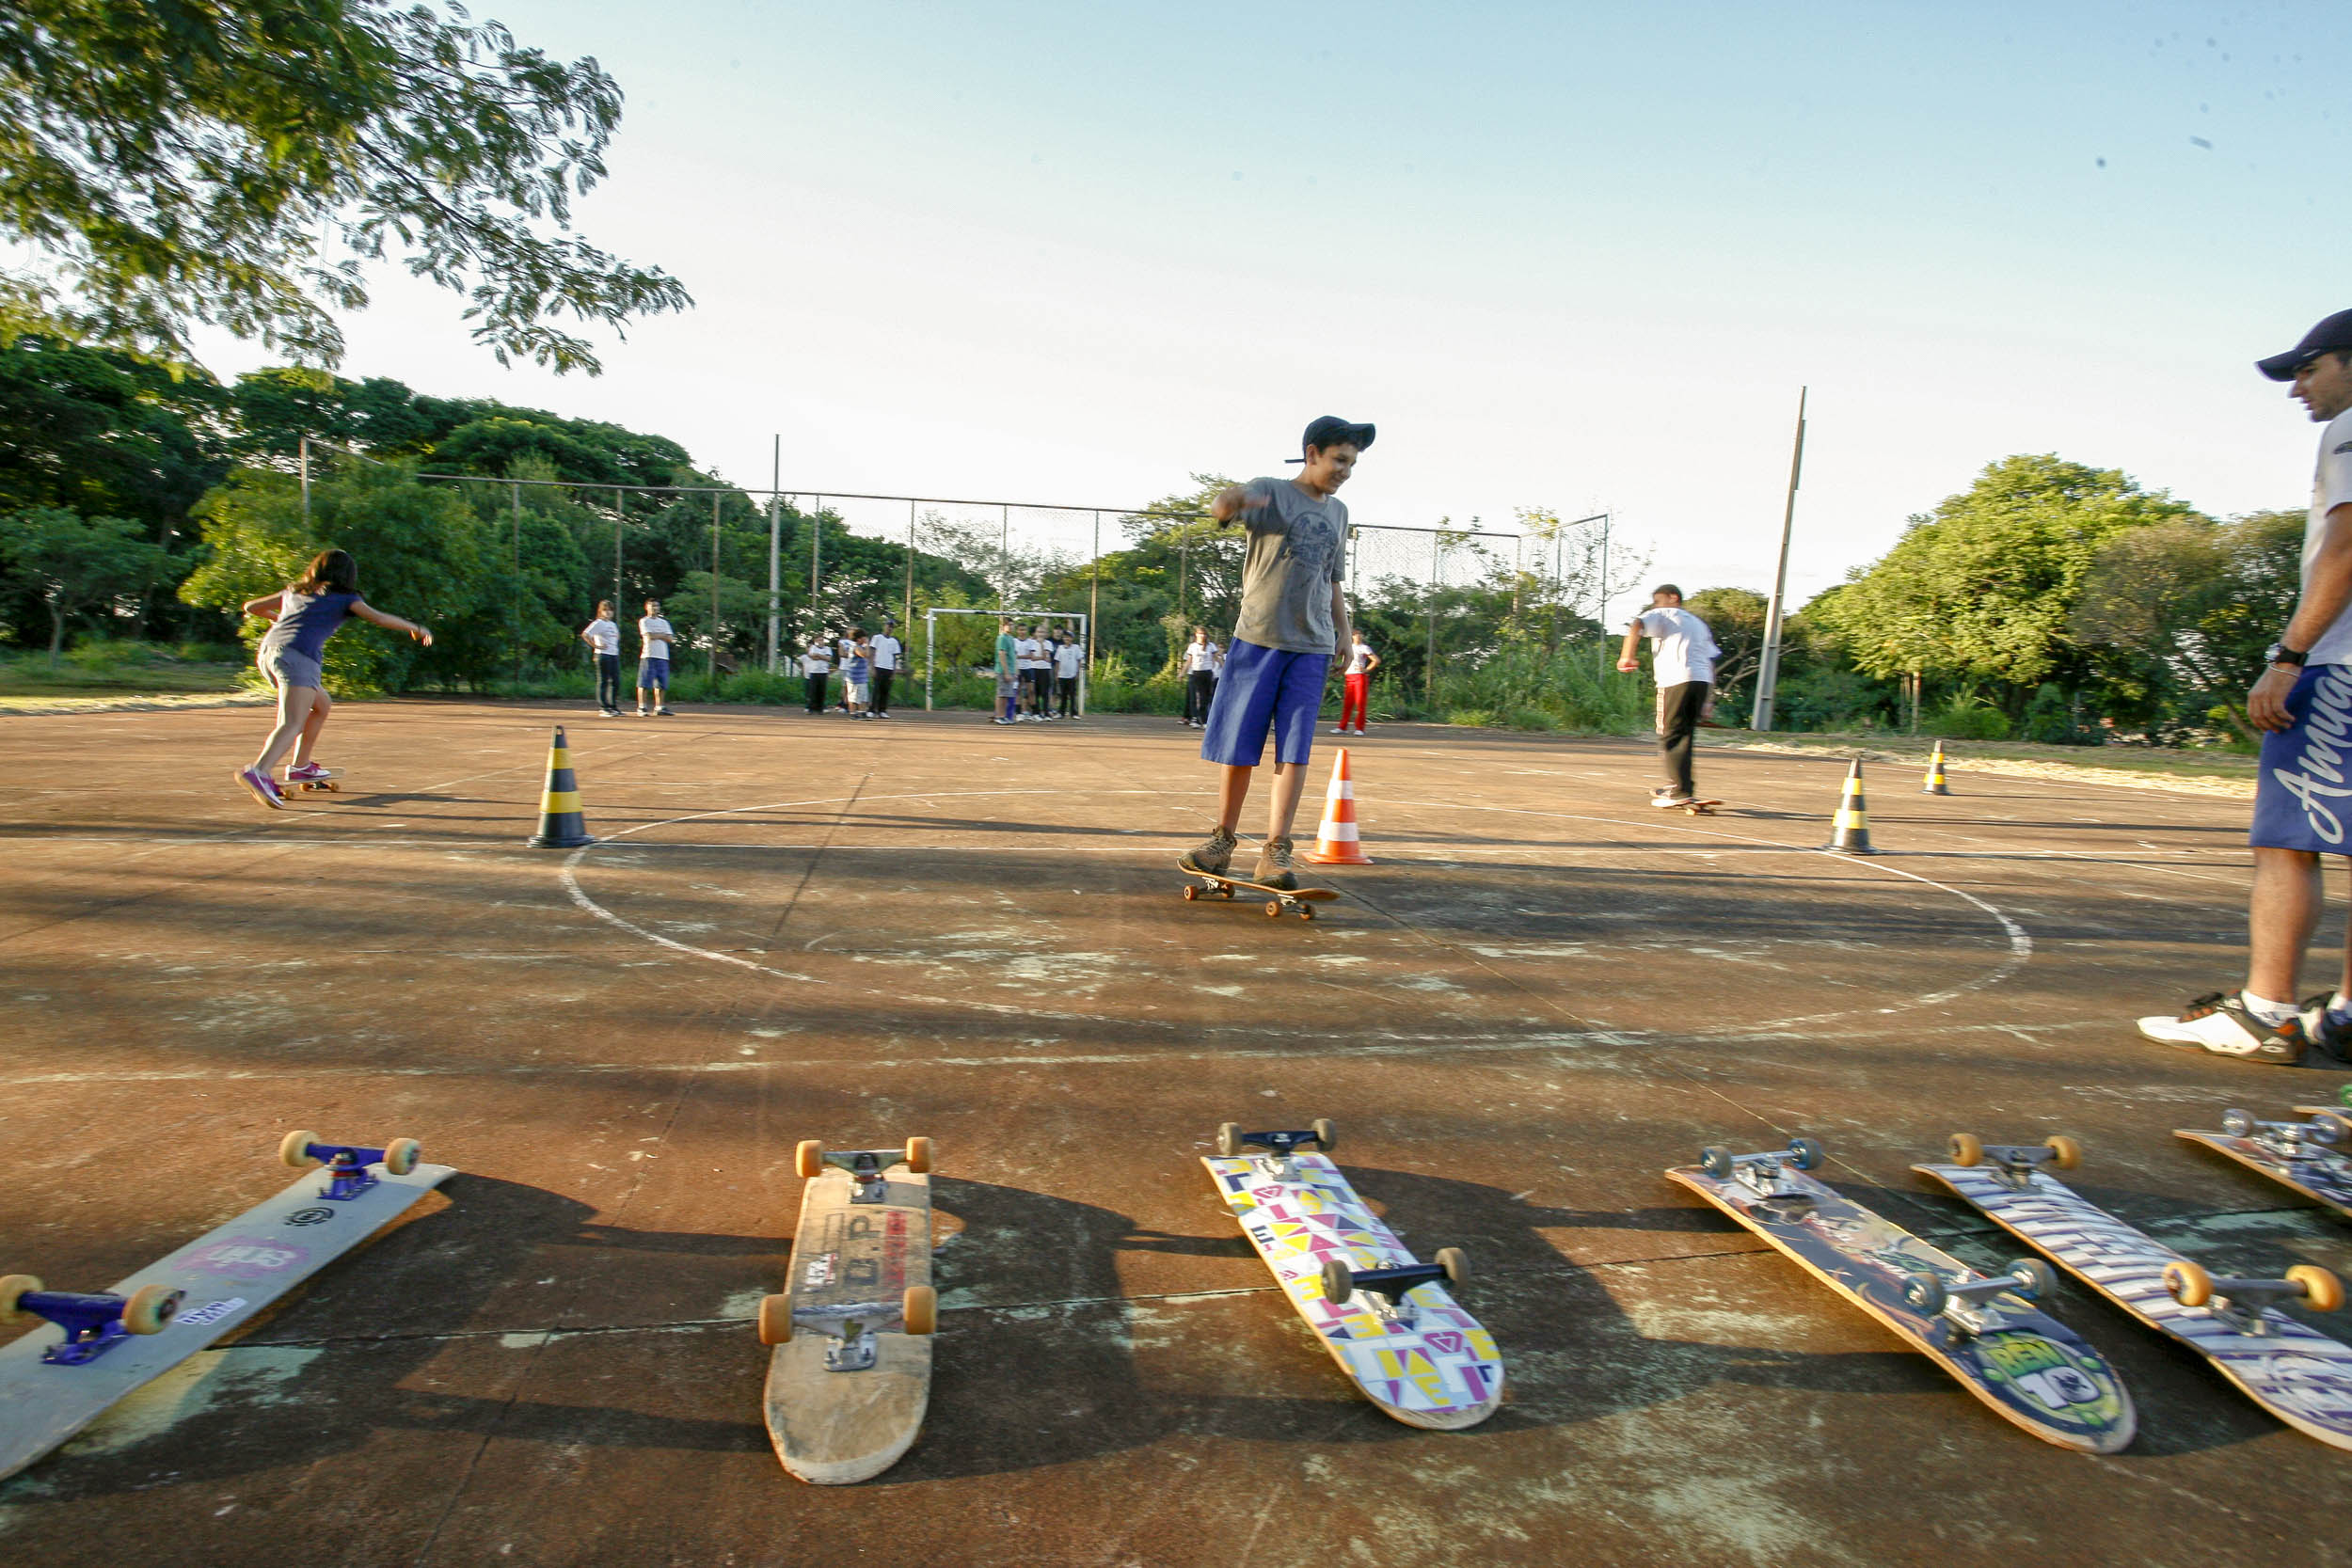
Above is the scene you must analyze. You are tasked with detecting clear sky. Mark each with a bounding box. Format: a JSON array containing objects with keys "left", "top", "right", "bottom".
[{"left": 196, "top": 1, "right": 2352, "bottom": 621}]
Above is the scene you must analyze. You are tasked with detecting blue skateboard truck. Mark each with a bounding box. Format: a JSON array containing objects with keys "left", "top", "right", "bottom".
[
  {"left": 279, "top": 1131, "right": 423, "bottom": 1200},
  {"left": 0, "top": 1277, "right": 183, "bottom": 1366}
]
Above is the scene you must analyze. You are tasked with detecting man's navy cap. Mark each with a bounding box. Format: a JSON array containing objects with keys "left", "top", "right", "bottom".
[
  {"left": 2258, "top": 309, "right": 2352, "bottom": 381},
  {"left": 1284, "top": 414, "right": 1376, "bottom": 462}
]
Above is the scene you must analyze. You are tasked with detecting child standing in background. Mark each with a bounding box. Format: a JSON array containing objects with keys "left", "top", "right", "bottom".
[
  {"left": 636, "top": 598, "right": 675, "bottom": 717},
  {"left": 581, "top": 601, "right": 621, "bottom": 717},
  {"left": 846, "top": 629, "right": 873, "bottom": 719},
  {"left": 1336, "top": 631, "right": 1379, "bottom": 735}
]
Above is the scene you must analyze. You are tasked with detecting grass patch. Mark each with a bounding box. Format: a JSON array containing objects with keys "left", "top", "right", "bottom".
[{"left": 0, "top": 641, "right": 246, "bottom": 697}]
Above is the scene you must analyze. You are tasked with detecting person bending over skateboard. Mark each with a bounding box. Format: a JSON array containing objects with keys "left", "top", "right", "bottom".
[
  {"left": 235, "top": 548, "right": 431, "bottom": 809},
  {"left": 1180, "top": 415, "right": 1367, "bottom": 892}
]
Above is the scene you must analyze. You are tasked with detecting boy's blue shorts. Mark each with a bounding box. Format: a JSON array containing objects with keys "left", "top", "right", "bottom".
[
  {"left": 2252, "top": 663, "right": 2352, "bottom": 853},
  {"left": 638, "top": 657, "right": 670, "bottom": 690},
  {"left": 1200, "top": 639, "right": 1329, "bottom": 768}
]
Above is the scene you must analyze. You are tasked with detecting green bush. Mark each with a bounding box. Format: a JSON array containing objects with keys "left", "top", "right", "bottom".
[{"left": 1924, "top": 696, "right": 2011, "bottom": 740}]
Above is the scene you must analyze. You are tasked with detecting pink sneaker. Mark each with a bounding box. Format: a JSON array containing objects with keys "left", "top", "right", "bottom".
[
  {"left": 285, "top": 762, "right": 330, "bottom": 782},
  {"left": 236, "top": 766, "right": 285, "bottom": 810}
]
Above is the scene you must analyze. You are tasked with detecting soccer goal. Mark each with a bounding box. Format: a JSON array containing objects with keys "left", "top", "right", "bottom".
[{"left": 922, "top": 607, "right": 1090, "bottom": 715}]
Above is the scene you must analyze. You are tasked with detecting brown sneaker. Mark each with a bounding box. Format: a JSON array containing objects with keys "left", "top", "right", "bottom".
[
  {"left": 1181, "top": 826, "right": 1238, "bottom": 878},
  {"left": 1253, "top": 835, "right": 1298, "bottom": 892}
]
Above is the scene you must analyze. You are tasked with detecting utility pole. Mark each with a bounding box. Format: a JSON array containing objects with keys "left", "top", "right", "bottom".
[
  {"left": 767, "top": 435, "right": 781, "bottom": 673},
  {"left": 1750, "top": 387, "right": 1808, "bottom": 732},
  {"left": 709, "top": 488, "right": 722, "bottom": 683}
]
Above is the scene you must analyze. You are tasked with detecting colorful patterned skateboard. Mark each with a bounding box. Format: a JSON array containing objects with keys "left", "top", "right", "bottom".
[
  {"left": 0, "top": 1132, "right": 453, "bottom": 1481},
  {"left": 757, "top": 1139, "right": 937, "bottom": 1484},
  {"left": 2175, "top": 1108, "right": 2352, "bottom": 1220},
  {"left": 1179, "top": 862, "right": 1338, "bottom": 921},
  {"left": 1915, "top": 1134, "right": 2352, "bottom": 1449},
  {"left": 1204, "top": 1122, "right": 1502, "bottom": 1429},
  {"left": 1668, "top": 1137, "right": 2134, "bottom": 1452}
]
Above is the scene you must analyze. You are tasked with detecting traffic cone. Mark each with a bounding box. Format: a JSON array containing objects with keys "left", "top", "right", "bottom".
[
  {"left": 1820, "top": 757, "right": 1878, "bottom": 854},
  {"left": 1921, "top": 741, "right": 1950, "bottom": 796},
  {"left": 1299, "top": 748, "right": 1374, "bottom": 865},
  {"left": 527, "top": 725, "right": 596, "bottom": 848}
]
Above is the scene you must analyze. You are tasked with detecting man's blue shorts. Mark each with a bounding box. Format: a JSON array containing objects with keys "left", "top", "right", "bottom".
[
  {"left": 638, "top": 657, "right": 670, "bottom": 690},
  {"left": 1200, "top": 639, "right": 1329, "bottom": 768},
  {"left": 2253, "top": 663, "right": 2352, "bottom": 853}
]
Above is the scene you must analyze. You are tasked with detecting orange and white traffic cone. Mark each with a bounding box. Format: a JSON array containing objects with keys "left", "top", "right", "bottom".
[{"left": 1300, "top": 749, "right": 1374, "bottom": 865}]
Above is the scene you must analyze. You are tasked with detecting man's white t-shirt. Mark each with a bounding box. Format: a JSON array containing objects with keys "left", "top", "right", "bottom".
[
  {"left": 870, "top": 634, "right": 901, "bottom": 672},
  {"left": 1345, "top": 640, "right": 1375, "bottom": 675},
  {"left": 1016, "top": 637, "right": 1041, "bottom": 671},
  {"left": 1184, "top": 641, "right": 1220, "bottom": 675},
  {"left": 2306, "top": 407, "right": 2352, "bottom": 666},
  {"left": 802, "top": 642, "right": 832, "bottom": 674},
  {"left": 583, "top": 618, "right": 619, "bottom": 657},
  {"left": 1635, "top": 607, "right": 1718, "bottom": 687},
  {"left": 638, "top": 616, "right": 674, "bottom": 661},
  {"left": 1056, "top": 641, "right": 1083, "bottom": 679}
]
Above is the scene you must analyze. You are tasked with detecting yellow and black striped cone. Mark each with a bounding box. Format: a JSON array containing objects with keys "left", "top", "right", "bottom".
[
  {"left": 1821, "top": 757, "right": 1879, "bottom": 854},
  {"left": 527, "top": 725, "right": 596, "bottom": 848},
  {"left": 1921, "top": 741, "right": 1950, "bottom": 796}
]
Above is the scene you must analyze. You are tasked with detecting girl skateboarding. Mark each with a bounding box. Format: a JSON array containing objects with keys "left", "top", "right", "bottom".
[{"left": 234, "top": 548, "right": 432, "bottom": 809}]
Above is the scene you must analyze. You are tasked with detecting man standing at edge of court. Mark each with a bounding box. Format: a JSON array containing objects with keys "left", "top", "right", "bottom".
[
  {"left": 1617, "top": 585, "right": 1717, "bottom": 809},
  {"left": 2138, "top": 309, "right": 2352, "bottom": 1067},
  {"left": 1180, "top": 414, "right": 1364, "bottom": 892},
  {"left": 870, "top": 617, "right": 902, "bottom": 718}
]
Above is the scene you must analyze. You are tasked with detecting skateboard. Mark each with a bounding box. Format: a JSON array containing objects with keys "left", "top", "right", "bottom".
[
  {"left": 1203, "top": 1121, "right": 1502, "bottom": 1429},
  {"left": 282, "top": 769, "right": 340, "bottom": 795},
  {"left": 1178, "top": 862, "right": 1339, "bottom": 921},
  {"left": 757, "top": 1138, "right": 937, "bottom": 1484},
  {"left": 0, "top": 1131, "right": 453, "bottom": 1481},
  {"left": 1915, "top": 1134, "right": 2352, "bottom": 1449},
  {"left": 2175, "top": 1107, "right": 2352, "bottom": 1220},
  {"left": 1667, "top": 1137, "right": 2134, "bottom": 1451},
  {"left": 1675, "top": 799, "right": 1725, "bottom": 816}
]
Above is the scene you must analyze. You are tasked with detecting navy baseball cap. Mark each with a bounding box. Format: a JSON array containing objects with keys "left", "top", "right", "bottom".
[
  {"left": 2258, "top": 309, "right": 2352, "bottom": 381},
  {"left": 1284, "top": 414, "right": 1376, "bottom": 462}
]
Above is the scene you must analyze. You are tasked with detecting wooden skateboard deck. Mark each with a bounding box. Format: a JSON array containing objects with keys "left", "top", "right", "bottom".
[
  {"left": 1669, "top": 1144, "right": 2134, "bottom": 1452},
  {"left": 0, "top": 1137, "right": 453, "bottom": 1481},
  {"left": 760, "top": 1141, "right": 935, "bottom": 1484},
  {"left": 1674, "top": 799, "right": 1725, "bottom": 816},
  {"left": 1915, "top": 1152, "right": 2352, "bottom": 1449},
  {"left": 1178, "top": 862, "right": 1338, "bottom": 921},
  {"left": 2174, "top": 1109, "right": 2352, "bottom": 1221},
  {"left": 1203, "top": 1129, "right": 1502, "bottom": 1430}
]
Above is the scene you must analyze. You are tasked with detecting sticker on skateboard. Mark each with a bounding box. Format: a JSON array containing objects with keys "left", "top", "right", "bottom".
[
  {"left": 2175, "top": 1108, "right": 2352, "bottom": 1220},
  {"left": 1914, "top": 1133, "right": 2352, "bottom": 1449},
  {"left": 0, "top": 1131, "right": 453, "bottom": 1481},
  {"left": 758, "top": 1138, "right": 937, "bottom": 1484},
  {"left": 1203, "top": 1121, "right": 1502, "bottom": 1430},
  {"left": 1669, "top": 1137, "right": 2134, "bottom": 1452},
  {"left": 1178, "top": 861, "right": 1338, "bottom": 921}
]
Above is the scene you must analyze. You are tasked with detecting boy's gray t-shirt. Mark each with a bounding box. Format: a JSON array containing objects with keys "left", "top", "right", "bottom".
[{"left": 1231, "top": 477, "right": 1348, "bottom": 654}]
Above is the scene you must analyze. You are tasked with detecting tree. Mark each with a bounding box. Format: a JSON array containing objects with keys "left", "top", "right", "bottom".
[
  {"left": 2, "top": 1, "right": 690, "bottom": 372},
  {"left": 0, "top": 506, "right": 170, "bottom": 662},
  {"left": 1811, "top": 454, "right": 2206, "bottom": 705}
]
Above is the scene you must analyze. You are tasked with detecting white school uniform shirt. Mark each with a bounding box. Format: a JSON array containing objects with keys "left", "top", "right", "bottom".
[
  {"left": 638, "top": 616, "right": 674, "bottom": 660},
  {"left": 1055, "top": 641, "right": 1083, "bottom": 678},
  {"left": 1345, "top": 640, "right": 1375, "bottom": 674},
  {"left": 1016, "top": 637, "right": 1042, "bottom": 671},
  {"left": 802, "top": 643, "right": 832, "bottom": 674},
  {"left": 870, "top": 633, "right": 901, "bottom": 672},
  {"left": 2305, "top": 407, "right": 2352, "bottom": 666},
  {"left": 1634, "top": 607, "right": 1717, "bottom": 686},
  {"left": 583, "top": 618, "right": 620, "bottom": 656},
  {"left": 1184, "top": 641, "right": 1220, "bottom": 675}
]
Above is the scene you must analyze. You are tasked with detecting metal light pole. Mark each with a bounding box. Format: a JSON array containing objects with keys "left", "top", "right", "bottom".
[
  {"left": 1750, "top": 387, "right": 1808, "bottom": 732},
  {"left": 767, "top": 435, "right": 781, "bottom": 673}
]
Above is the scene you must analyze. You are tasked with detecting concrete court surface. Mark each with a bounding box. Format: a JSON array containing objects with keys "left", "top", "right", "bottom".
[{"left": 2, "top": 699, "right": 2349, "bottom": 1567}]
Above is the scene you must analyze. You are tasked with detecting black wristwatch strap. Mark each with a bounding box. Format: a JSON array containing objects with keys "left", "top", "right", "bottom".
[{"left": 2268, "top": 641, "right": 2309, "bottom": 668}]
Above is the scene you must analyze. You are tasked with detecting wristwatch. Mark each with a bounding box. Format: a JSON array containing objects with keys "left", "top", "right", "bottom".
[{"left": 2266, "top": 641, "right": 2309, "bottom": 669}]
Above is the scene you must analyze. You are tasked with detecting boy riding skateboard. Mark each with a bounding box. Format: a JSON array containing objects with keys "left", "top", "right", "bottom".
[{"left": 1180, "top": 415, "right": 1368, "bottom": 892}]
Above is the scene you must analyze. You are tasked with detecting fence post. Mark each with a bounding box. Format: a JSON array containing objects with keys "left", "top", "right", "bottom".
[
  {"left": 1089, "top": 510, "right": 1100, "bottom": 677},
  {"left": 511, "top": 480, "right": 523, "bottom": 689},
  {"left": 768, "top": 436, "right": 781, "bottom": 673},
  {"left": 709, "top": 488, "right": 722, "bottom": 684},
  {"left": 904, "top": 499, "right": 915, "bottom": 637},
  {"left": 613, "top": 486, "right": 625, "bottom": 626},
  {"left": 809, "top": 495, "right": 822, "bottom": 650},
  {"left": 1424, "top": 530, "right": 1439, "bottom": 705},
  {"left": 924, "top": 609, "right": 934, "bottom": 711},
  {"left": 299, "top": 435, "right": 311, "bottom": 531}
]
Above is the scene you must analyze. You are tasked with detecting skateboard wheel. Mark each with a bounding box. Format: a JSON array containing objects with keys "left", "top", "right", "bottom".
[
  {"left": 756, "top": 1293, "right": 793, "bottom": 1346},
  {"left": 0, "top": 1275, "right": 40, "bottom": 1325},
  {"left": 1699, "top": 1146, "right": 1734, "bottom": 1180},
  {"left": 1220, "top": 886, "right": 1234, "bottom": 899},
  {"left": 1435, "top": 1246, "right": 1470, "bottom": 1289},
  {"left": 2164, "top": 1259, "right": 2214, "bottom": 1307},
  {"left": 2289, "top": 1265, "right": 2345, "bottom": 1313},
  {"left": 903, "top": 1137, "right": 933, "bottom": 1175},
  {"left": 1902, "top": 1272, "right": 1948, "bottom": 1316},
  {"left": 1298, "top": 907, "right": 1314, "bottom": 921},
  {"left": 1311, "top": 1118, "right": 1337, "bottom": 1152},
  {"left": 1184, "top": 885, "right": 1200, "bottom": 901},
  {"left": 902, "top": 1284, "right": 937, "bottom": 1335},
  {"left": 2005, "top": 1258, "right": 2058, "bottom": 1302},
  {"left": 382, "top": 1137, "right": 421, "bottom": 1177},
  {"left": 1320, "top": 1258, "right": 1355, "bottom": 1305},
  {"left": 795, "top": 1141, "right": 824, "bottom": 1180},
  {"left": 2221, "top": 1109, "right": 2257, "bottom": 1138},
  {"left": 1947, "top": 1132, "right": 1984, "bottom": 1167},
  {"left": 1788, "top": 1137, "right": 1825, "bottom": 1172},
  {"left": 1263, "top": 900, "right": 1280, "bottom": 918},
  {"left": 2042, "top": 1135, "right": 2082, "bottom": 1171},
  {"left": 121, "top": 1284, "right": 183, "bottom": 1335},
  {"left": 1216, "top": 1122, "right": 1244, "bottom": 1158},
  {"left": 279, "top": 1130, "right": 320, "bottom": 1169},
  {"left": 2315, "top": 1111, "right": 2352, "bottom": 1145}
]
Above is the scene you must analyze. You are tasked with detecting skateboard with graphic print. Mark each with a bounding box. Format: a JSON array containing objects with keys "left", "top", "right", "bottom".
[
  {"left": 0, "top": 1132, "right": 453, "bottom": 1481},
  {"left": 1203, "top": 1120, "right": 1502, "bottom": 1429},
  {"left": 1671, "top": 1136, "right": 2135, "bottom": 1452},
  {"left": 757, "top": 1138, "right": 938, "bottom": 1483},
  {"left": 2175, "top": 1107, "right": 2352, "bottom": 1221}
]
